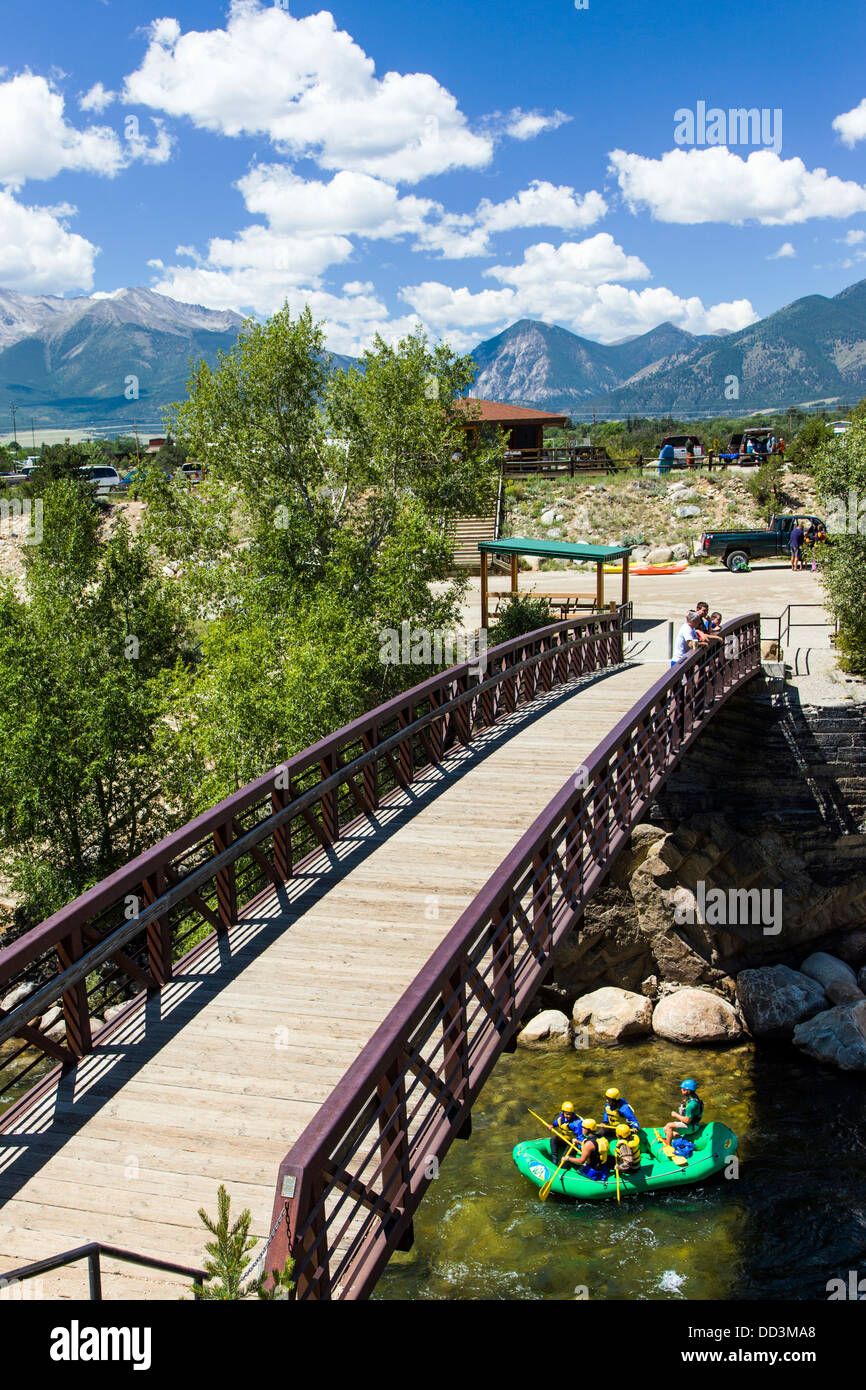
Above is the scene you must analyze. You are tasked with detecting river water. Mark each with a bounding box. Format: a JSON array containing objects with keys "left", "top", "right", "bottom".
[{"left": 376, "top": 1037, "right": 866, "bottom": 1302}]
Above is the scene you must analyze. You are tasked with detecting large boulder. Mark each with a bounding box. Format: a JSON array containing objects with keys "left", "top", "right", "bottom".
[
  {"left": 0, "top": 981, "right": 36, "bottom": 1013},
  {"left": 572, "top": 986, "right": 653, "bottom": 1043},
  {"left": 652, "top": 987, "right": 742, "bottom": 1044},
  {"left": 835, "top": 929, "right": 866, "bottom": 967},
  {"left": 646, "top": 546, "right": 673, "bottom": 564},
  {"left": 792, "top": 1003, "right": 866, "bottom": 1071},
  {"left": 859, "top": 965, "right": 866, "bottom": 994},
  {"left": 735, "top": 965, "right": 827, "bottom": 1038},
  {"left": 517, "top": 1009, "right": 572, "bottom": 1051},
  {"left": 799, "top": 952, "right": 861, "bottom": 1005}
]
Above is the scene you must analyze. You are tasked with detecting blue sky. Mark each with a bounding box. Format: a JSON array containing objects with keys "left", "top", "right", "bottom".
[{"left": 3, "top": 0, "right": 866, "bottom": 352}]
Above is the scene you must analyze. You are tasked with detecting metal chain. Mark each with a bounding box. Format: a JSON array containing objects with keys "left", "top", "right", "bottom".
[{"left": 239, "top": 1205, "right": 288, "bottom": 1292}]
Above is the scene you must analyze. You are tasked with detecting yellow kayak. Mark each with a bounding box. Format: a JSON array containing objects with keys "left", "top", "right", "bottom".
[{"left": 603, "top": 561, "right": 689, "bottom": 575}]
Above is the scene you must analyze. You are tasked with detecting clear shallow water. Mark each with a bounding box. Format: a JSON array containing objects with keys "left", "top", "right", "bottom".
[{"left": 375, "top": 1038, "right": 866, "bottom": 1302}]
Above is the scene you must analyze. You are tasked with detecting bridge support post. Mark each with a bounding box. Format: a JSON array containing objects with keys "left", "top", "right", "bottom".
[
  {"left": 279, "top": 1168, "right": 332, "bottom": 1300},
  {"left": 441, "top": 967, "right": 471, "bottom": 1134},
  {"left": 532, "top": 843, "right": 553, "bottom": 956},
  {"left": 320, "top": 753, "right": 339, "bottom": 843},
  {"left": 397, "top": 707, "right": 413, "bottom": 787},
  {"left": 271, "top": 784, "right": 292, "bottom": 881},
  {"left": 490, "top": 893, "right": 516, "bottom": 1042},
  {"left": 144, "top": 867, "right": 172, "bottom": 985},
  {"left": 428, "top": 694, "right": 444, "bottom": 764},
  {"left": 362, "top": 726, "right": 380, "bottom": 809},
  {"left": 213, "top": 822, "right": 237, "bottom": 932},
  {"left": 57, "top": 927, "right": 92, "bottom": 1059},
  {"left": 377, "top": 1057, "right": 413, "bottom": 1245}
]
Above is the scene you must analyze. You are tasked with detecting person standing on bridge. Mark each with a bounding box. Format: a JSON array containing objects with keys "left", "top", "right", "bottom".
[
  {"left": 694, "top": 602, "right": 723, "bottom": 643},
  {"left": 672, "top": 611, "right": 703, "bottom": 665}
]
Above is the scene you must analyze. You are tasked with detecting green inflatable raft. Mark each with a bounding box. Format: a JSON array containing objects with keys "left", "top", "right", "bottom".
[{"left": 512, "top": 1123, "right": 738, "bottom": 1200}]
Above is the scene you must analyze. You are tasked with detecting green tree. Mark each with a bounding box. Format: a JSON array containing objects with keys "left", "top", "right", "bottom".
[
  {"left": 153, "top": 436, "right": 189, "bottom": 474},
  {"left": 0, "top": 480, "right": 189, "bottom": 923},
  {"left": 23, "top": 442, "right": 91, "bottom": 498},
  {"left": 811, "top": 422, "right": 866, "bottom": 674},
  {"left": 145, "top": 306, "right": 502, "bottom": 811},
  {"left": 192, "top": 1186, "right": 294, "bottom": 1301},
  {"left": 747, "top": 456, "right": 788, "bottom": 518},
  {"left": 786, "top": 416, "right": 834, "bottom": 470}
]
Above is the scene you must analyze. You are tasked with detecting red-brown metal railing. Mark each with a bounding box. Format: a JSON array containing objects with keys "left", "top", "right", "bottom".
[
  {"left": 0, "top": 610, "right": 624, "bottom": 1119},
  {"left": 266, "top": 615, "right": 761, "bottom": 1300}
]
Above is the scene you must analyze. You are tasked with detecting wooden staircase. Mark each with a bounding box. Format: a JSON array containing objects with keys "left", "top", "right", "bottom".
[{"left": 449, "top": 474, "right": 505, "bottom": 571}]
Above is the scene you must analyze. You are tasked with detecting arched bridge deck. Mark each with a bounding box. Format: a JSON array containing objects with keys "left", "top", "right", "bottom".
[{"left": 0, "top": 613, "right": 761, "bottom": 1298}]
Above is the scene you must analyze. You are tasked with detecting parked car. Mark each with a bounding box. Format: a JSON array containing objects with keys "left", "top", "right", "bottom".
[
  {"left": 82, "top": 465, "right": 123, "bottom": 495},
  {"left": 176, "top": 461, "right": 206, "bottom": 483},
  {"left": 717, "top": 428, "right": 774, "bottom": 464},
  {"left": 697, "top": 513, "right": 828, "bottom": 571},
  {"left": 659, "top": 434, "right": 704, "bottom": 464}
]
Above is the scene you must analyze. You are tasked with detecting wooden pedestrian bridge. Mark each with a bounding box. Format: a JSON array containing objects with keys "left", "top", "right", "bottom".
[{"left": 0, "top": 609, "right": 761, "bottom": 1300}]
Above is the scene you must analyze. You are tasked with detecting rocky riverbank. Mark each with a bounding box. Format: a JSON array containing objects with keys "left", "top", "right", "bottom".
[{"left": 519, "top": 942, "right": 866, "bottom": 1071}]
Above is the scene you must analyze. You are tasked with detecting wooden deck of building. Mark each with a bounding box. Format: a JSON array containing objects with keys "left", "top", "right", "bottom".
[{"left": 0, "top": 659, "right": 660, "bottom": 1299}]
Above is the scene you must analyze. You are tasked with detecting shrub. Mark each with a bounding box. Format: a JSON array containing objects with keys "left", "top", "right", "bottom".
[{"left": 488, "top": 592, "right": 552, "bottom": 644}]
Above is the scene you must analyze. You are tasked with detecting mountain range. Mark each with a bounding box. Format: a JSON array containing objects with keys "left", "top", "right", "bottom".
[{"left": 3, "top": 280, "right": 866, "bottom": 433}]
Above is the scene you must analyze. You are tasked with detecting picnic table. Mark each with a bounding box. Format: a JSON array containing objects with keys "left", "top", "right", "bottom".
[{"left": 490, "top": 591, "right": 617, "bottom": 619}]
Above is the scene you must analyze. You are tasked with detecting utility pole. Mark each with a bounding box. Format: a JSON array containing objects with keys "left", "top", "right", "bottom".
[
  {"left": 30, "top": 418, "right": 36, "bottom": 451},
  {"left": 9, "top": 403, "right": 18, "bottom": 445}
]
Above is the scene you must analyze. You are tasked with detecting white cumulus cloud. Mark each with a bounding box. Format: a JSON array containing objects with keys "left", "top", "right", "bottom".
[
  {"left": 477, "top": 180, "right": 606, "bottom": 234},
  {"left": 767, "top": 242, "right": 796, "bottom": 259},
  {"left": 122, "top": 1, "right": 491, "bottom": 184},
  {"left": 79, "top": 82, "right": 117, "bottom": 113},
  {"left": 401, "top": 235, "right": 756, "bottom": 343},
  {"left": 0, "top": 189, "right": 97, "bottom": 291},
  {"left": 0, "top": 72, "right": 172, "bottom": 188},
  {"left": 503, "top": 108, "right": 571, "bottom": 141},
  {"left": 609, "top": 146, "right": 866, "bottom": 225},
  {"left": 833, "top": 98, "right": 866, "bottom": 148}
]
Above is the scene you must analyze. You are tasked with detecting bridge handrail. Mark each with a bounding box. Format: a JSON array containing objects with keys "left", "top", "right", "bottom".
[
  {"left": 266, "top": 614, "right": 761, "bottom": 1299},
  {"left": 0, "top": 610, "right": 623, "bottom": 1105},
  {"left": 0, "top": 1241, "right": 209, "bottom": 1300}
]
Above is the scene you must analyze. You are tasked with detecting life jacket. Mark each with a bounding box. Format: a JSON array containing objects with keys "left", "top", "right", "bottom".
[
  {"left": 604, "top": 1099, "right": 635, "bottom": 1126},
  {"left": 582, "top": 1134, "right": 609, "bottom": 1167},
  {"left": 616, "top": 1133, "right": 642, "bottom": 1169},
  {"left": 679, "top": 1095, "right": 704, "bottom": 1125}
]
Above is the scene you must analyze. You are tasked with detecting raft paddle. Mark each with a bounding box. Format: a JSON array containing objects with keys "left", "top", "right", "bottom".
[
  {"left": 614, "top": 1158, "right": 621, "bottom": 1204},
  {"left": 539, "top": 1135, "right": 581, "bottom": 1202}
]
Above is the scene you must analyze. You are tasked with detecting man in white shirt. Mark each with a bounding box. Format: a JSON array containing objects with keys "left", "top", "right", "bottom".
[{"left": 673, "top": 611, "right": 702, "bottom": 663}]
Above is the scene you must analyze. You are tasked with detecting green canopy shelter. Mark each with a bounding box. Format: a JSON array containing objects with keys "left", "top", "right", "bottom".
[{"left": 478, "top": 538, "right": 632, "bottom": 630}]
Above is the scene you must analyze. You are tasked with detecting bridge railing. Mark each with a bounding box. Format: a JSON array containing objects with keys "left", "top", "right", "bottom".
[
  {"left": 267, "top": 615, "right": 761, "bottom": 1299},
  {"left": 0, "top": 610, "right": 624, "bottom": 1116}
]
